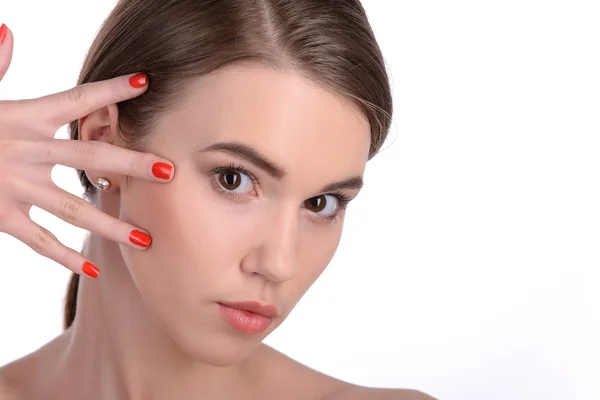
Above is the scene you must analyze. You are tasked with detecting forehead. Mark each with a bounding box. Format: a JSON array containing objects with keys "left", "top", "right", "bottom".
[{"left": 153, "top": 63, "right": 371, "bottom": 183}]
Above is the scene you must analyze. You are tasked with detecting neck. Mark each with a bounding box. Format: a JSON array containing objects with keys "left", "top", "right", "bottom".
[{"left": 44, "top": 233, "right": 252, "bottom": 400}]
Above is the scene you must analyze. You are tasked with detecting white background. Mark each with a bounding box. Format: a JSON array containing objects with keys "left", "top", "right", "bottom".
[{"left": 1, "top": 1, "right": 599, "bottom": 399}]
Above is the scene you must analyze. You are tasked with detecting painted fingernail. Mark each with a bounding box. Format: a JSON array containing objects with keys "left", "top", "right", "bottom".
[
  {"left": 0, "top": 24, "right": 7, "bottom": 46},
  {"left": 82, "top": 261, "right": 100, "bottom": 278},
  {"left": 129, "top": 73, "right": 147, "bottom": 88},
  {"left": 152, "top": 162, "right": 173, "bottom": 180},
  {"left": 129, "top": 229, "right": 152, "bottom": 248}
]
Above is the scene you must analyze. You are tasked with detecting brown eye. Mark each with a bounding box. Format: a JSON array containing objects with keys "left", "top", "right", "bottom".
[
  {"left": 218, "top": 170, "right": 241, "bottom": 190},
  {"left": 304, "top": 195, "right": 327, "bottom": 212},
  {"left": 303, "top": 194, "right": 341, "bottom": 218}
]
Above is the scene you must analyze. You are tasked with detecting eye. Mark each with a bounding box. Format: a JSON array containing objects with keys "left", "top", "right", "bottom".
[
  {"left": 217, "top": 169, "right": 253, "bottom": 193},
  {"left": 303, "top": 194, "right": 339, "bottom": 217}
]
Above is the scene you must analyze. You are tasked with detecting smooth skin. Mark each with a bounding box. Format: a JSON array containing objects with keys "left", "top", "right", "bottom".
[{"left": 0, "top": 24, "right": 436, "bottom": 400}]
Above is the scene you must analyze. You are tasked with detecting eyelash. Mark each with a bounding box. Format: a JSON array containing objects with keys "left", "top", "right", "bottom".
[{"left": 210, "top": 162, "right": 351, "bottom": 223}]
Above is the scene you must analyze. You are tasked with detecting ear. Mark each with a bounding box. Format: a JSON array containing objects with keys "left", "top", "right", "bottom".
[{"left": 78, "top": 104, "right": 121, "bottom": 192}]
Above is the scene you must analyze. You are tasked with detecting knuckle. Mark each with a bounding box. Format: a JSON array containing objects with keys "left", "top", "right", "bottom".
[
  {"left": 66, "top": 86, "right": 86, "bottom": 105},
  {"left": 0, "top": 100, "right": 18, "bottom": 126},
  {"left": 1, "top": 139, "right": 29, "bottom": 160},
  {"left": 131, "top": 153, "right": 147, "bottom": 174},
  {"left": 0, "top": 208, "right": 10, "bottom": 232},
  {"left": 76, "top": 140, "right": 99, "bottom": 161},
  {"left": 31, "top": 228, "right": 56, "bottom": 255},
  {"left": 59, "top": 198, "right": 82, "bottom": 222},
  {"left": 0, "top": 101, "right": 10, "bottom": 121},
  {"left": 0, "top": 139, "right": 14, "bottom": 158}
]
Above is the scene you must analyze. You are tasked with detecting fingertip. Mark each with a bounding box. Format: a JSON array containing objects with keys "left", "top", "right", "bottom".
[
  {"left": 129, "top": 73, "right": 148, "bottom": 89},
  {"left": 82, "top": 261, "right": 100, "bottom": 279},
  {"left": 152, "top": 161, "right": 174, "bottom": 181},
  {"left": 0, "top": 23, "right": 13, "bottom": 81},
  {"left": 0, "top": 24, "right": 8, "bottom": 46},
  {"left": 129, "top": 229, "right": 152, "bottom": 249}
]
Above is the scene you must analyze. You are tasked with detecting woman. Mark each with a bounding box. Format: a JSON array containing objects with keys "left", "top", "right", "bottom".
[{"left": 0, "top": 1, "right": 436, "bottom": 399}]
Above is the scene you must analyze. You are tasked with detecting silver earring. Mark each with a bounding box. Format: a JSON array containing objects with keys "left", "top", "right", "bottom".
[{"left": 95, "top": 177, "right": 110, "bottom": 191}]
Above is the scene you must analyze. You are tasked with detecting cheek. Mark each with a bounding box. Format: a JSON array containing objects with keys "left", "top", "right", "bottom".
[
  {"left": 285, "top": 219, "right": 344, "bottom": 301},
  {"left": 117, "top": 170, "right": 260, "bottom": 305},
  {"left": 118, "top": 179, "right": 203, "bottom": 314}
]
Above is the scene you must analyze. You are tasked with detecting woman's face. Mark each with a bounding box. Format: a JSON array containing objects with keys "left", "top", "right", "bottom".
[{"left": 117, "top": 63, "right": 371, "bottom": 366}]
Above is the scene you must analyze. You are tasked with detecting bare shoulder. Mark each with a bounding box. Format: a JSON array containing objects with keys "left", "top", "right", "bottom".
[
  {"left": 0, "top": 337, "right": 58, "bottom": 400},
  {"left": 323, "top": 385, "right": 438, "bottom": 400},
  {"left": 249, "top": 344, "right": 350, "bottom": 398},
  {"left": 0, "top": 363, "right": 24, "bottom": 400},
  {"left": 252, "top": 345, "right": 436, "bottom": 400}
]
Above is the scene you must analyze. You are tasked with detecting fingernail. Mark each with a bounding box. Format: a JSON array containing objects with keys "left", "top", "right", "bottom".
[
  {"left": 82, "top": 261, "right": 100, "bottom": 278},
  {"left": 152, "top": 162, "right": 173, "bottom": 180},
  {"left": 0, "top": 24, "right": 7, "bottom": 46},
  {"left": 129, "top": 73, "right": 147, "bottom": 88},
  {"left": 129, "top": 229, "right": 152, "bottom": 248}
]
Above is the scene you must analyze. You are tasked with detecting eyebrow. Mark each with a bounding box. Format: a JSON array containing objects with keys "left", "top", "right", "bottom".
[{"left": 196, "top": 141, "right": 364, "bottom": 193}]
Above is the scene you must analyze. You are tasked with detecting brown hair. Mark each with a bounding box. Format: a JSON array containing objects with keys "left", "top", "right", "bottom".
[{"left": 65, "top": 0, "right": 393, "bottom": 329}]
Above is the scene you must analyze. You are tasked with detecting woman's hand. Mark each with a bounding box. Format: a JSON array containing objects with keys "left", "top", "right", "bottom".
[{"left": 0, "top": 24, "right": 174, "bottom": 278}]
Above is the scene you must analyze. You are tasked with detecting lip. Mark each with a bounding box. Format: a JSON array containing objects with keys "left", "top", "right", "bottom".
[
  {"left": 218, "top": 301, "right": 280, "bottom": 318},
  {"left": 217, "top": 301, "right": 279, "bottom": 334}
]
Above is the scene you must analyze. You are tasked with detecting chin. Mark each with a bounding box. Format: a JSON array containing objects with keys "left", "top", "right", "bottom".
[{"left": 165, "top": 323, "right": 267, "bottom": 367}]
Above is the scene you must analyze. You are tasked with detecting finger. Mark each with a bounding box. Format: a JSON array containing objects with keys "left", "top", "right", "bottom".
[
  {"left": 25, "top": 73, "right": 149, "bottom": 130},
  {"left": 0, "top": 23, "right": 14, "bottom": 82},
  {"left": 5, "top": 213, "right": 100, "bottom": 278},
  {"left": 14, "top": 180, "right": 154, "bottom": 251},
  {"left": 22, "top": 139, "right": 174, "bottom": 182}
]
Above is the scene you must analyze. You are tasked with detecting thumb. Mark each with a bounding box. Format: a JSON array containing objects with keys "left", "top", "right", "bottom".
[{"left": 0, "top": 24, "right": 14, "bottom": 82}]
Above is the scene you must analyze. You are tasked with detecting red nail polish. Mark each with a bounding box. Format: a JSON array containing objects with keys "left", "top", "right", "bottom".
[
  {"left": 129, "top": 230, "right": 152, "bottom": 248},
  {"left": 0, "top": 24, "right": 7, "bottom": 46},
  {"left": 129, "top": 73, "right": 147, "bottom": 88},
  {"left": 152, "top": 162, "right": 173, "bottom": 180},
  {"left": 82, "top": 261, "right": 100, "bottom": 278}
]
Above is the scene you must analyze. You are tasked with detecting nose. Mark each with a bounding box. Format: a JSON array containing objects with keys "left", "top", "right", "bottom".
[{"left": 241, "top": 208, "right": 297, "bottom": 283}]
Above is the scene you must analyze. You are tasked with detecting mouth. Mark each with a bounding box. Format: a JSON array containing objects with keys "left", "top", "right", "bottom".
[{"left": 217, "top": 301, "right": 279, "bottom": 334}]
